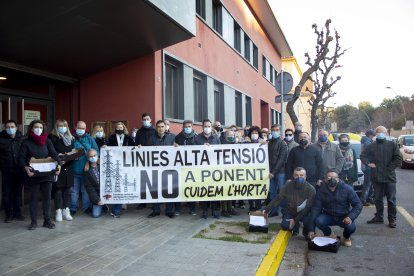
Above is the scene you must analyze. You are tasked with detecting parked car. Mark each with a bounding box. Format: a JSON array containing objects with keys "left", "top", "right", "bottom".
[
  {"left": 397, "top": 135, "right": 414, "bottom": 169},
  {"left": 333, "top": 140, "right": 364, "bottom": 195}
]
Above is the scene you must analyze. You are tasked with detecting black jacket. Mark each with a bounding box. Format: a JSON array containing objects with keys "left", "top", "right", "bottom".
[
  {"left": 360, "top": 140, "right": 401, "bottom": 183},
  {"left": 268, "top": 138, "right": 288, "bottom": 175},
  {"left": 194, "top": 134, "right": 221, "bottom": 145},
  {"left": 0, "top": 130, "right": 25, "bottom": 172},
  {"left": 175, "top": 131, "right": 197, "bottom": 145},
  {"left": 286, "top": 145, "right": 324, "bottom": 183},
  {"left": 148, "top": 132, "right": 175, "bottom": 146},
  {"left": 95, "top": 137, "right": 107, "bottom": 149},
  {"left": 83, "top": 167, "right": 101, "bottom": 205},
  {"left": 48, "top": 134, "right": 75, "bottom": 188},
  {"left": 135, "top": 126, "right": 156, "bottom": 146},
  {"left": 107, "top": 134, "right": 134, "bottom": 146},
  {"left": 19, "top": 135, "right": 62, "bottom": 183}
]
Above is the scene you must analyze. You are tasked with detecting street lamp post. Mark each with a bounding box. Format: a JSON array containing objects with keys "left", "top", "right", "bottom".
[{"left": 386, "top": 86, "right": 407, "bottom": 133}]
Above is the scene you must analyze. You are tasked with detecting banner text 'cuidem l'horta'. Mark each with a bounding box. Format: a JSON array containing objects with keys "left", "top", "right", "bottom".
[{"left": 100, "top": 144, "right": 269, "bottom": 204}]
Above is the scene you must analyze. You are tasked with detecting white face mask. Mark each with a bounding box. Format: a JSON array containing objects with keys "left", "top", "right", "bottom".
[
  {"left": 95, "top": 131, "right": 104, "bottom": 138},
  {"left": 131, "top": 132, "right": 136, "bottom": 138},
  {"left": 204, "top": 127, "right": 212, "bottom": 134},
  {"left": 285, "top": 135, "right": 294, "bottom": 141},
  {"left": 33, "top": 127, "right": 43, "bottom": 136},
  {"left": 251, "top": 134, "right": 259, "bottom": 141}
]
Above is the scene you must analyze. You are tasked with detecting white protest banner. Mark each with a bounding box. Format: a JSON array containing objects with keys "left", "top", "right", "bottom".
[{"left": 100, "top": 143, "right": 269, "bottom": 204}]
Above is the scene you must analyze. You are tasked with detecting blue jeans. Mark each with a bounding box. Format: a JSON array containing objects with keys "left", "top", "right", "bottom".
[
  {"left": 281, "top": 210, "right": 312, "bottom": 236},
  {"left": 92, "top": 205, "right": 103, "bottom": 218},
  {"left": 70, "top": 175, "right": 91, "bottom": 212},
  {"left": 269, "top": 173, "right": 286, "bottom": 214},
  {"left": 315, "top": 213, "right": 356, "bottom": 239},
  {"left": 111, "top": 204, "right": 122, "bottom": 216},
  {"left": 361, "top": 169, "right": 374, "bottom": 203}
]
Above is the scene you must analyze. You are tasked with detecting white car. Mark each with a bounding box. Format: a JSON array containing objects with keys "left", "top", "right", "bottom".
[{"left": 397, "top": 135, "right": 414, "bottom": 169}]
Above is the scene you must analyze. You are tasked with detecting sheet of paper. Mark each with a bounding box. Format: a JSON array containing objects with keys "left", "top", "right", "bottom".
[
  {"left": 250, "top": 215, "right": 267, "bottom": 226},
  {"left": 312, "top": 237, "right": 337, "bottom": 247},
  {"left": 297, "top": 199, "right": 307, "bottom": 212},
  {"left": 30, "top": 162, "right": 56, "bottom": 172}
]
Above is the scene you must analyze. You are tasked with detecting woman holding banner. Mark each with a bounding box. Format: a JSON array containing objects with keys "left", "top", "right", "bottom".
[{"left": 83, "top": 149, "right": 110, "bottom": 218}]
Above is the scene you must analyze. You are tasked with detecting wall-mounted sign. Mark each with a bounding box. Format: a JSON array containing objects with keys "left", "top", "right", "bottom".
[{"left": 24, "top": 110, "right": 41, "bottom": 125}]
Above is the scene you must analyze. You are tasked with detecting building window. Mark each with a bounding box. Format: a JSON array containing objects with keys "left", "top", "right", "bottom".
[
  {"left": 244, "top": 34, "right": 251, "bottom": 62},
  {"left": 196, "top": 0, "right": 206, "bottom": 20},
  {"left": 165, "top": 59, "right": 184, "bottom": 120},
  {"left": 245, "top": 96, "right": 252, "bottom": 126},
  {"left": 213, "top": 0, "right": 222, "bottom": 35},
  {"left": 253, "top": 44, "right": 258, "bottom": 69},
  {"left": 235, "top": 91, "right": 243, "bottom": 127},
  {"left": 234, "top": 23, "right": 241, "bottom": 53},
  {"left": 270, "top": 65, "right": 274, "bottom": 84},
  {"left": 214, "top": 81, "right": 225, "bottom": 123},
  {"left": 193, "top": 72, "right": 208, "bottom": 123}
]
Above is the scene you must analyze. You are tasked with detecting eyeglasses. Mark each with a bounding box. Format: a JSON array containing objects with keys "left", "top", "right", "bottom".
[
  {"left": 326, "top": 176, "right": 338, "bottom": 180},
  {"left": 285, "top": 134, "right": 293, "bottom": 136}
]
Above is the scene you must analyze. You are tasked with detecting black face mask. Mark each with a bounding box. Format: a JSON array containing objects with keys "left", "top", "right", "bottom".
[
  {"left": 244, "top": 129, "right": 249, "bottom": 137},
  {"left": 340, "top": 142, "right": 350, "bottom": 147},
  {"left": 327, "top": 178, "right": 338, "bottom": 188},
  {"left": 215, "top": 126, "right": 223, "bottom": 132},
  {"left": 299, "top": 139, "right": 308, "bottom": 147},
  {"left": 115, "top": 130, "right": 123, "bottom": 135}
]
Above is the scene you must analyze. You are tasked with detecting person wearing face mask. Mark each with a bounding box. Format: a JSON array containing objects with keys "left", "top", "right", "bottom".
[
  {"left": 213, "top": 121, "right": 226, "bottom": 144},
  {"left": 359, "top": 129, "right": 376, "bottom": 206},
  {"left": 293, "top": 122, "right": 303, "bottom": 143},
  {"left": 361, "top": 126, "right": 401, "bottom": 228},
  {"left": 284, "top": 128, "right": 299, "bottom": 156},
  {"left": 48, "top": 119, "right": 75, "bottom": 222},
  {"left": 174, "top": 120, "right": 198, "bottom": 215},
  {"left": 108, "top": 122, "right": 134, "bottom": 147},
  {"left": 147, "top": 120, "right": 177, "bottom": 219},
  {"left": 19, "top": 120, "right": 62, "bottom": 230},
  {"left": 83, "top": 149, "right": 111, "bottom": 218},
  {"left": 71, "top": 121, "right": 99, "bottom": 215},
  {"left": 135, "top": 113, "right": 156, "bottom": 147},
  {"left": 264, "top": 167, "right": 316, "bottom": 238},
  {"left": 286, "top": 132, "right": 324, "bottom": 187},
  {"left": 92, "top": 125, "right": 107, "bottom": 149},
  {"left": 338, "top": 134, "right": 358, "bottom": 186},
  {"left": 267, "top": 124, "right": 288, "bottom": 217},
  {"left": 195, "top": 119, "right": 221, "bottom": 219},
  {"left": 130, "top": 128, "right": 138, "bottom": 144},
  {"left": 219, "top": 130, "right": 241, "bottom": 217},
  {"left": 310, "top": 170, "right": 362, "bottom": 247},
  {"left": 261, "top": 128, "right": 269, "bottom": 142},
  {"left": 310, "top": 129, "right": 344, "bottom": 186},
  {"left": 0, "top": 120, "right": 25, "bottom": 223}
]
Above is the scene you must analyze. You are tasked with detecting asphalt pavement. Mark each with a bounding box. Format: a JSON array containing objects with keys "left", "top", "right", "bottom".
[{"left": 278, "top": 167, "right": 414, "bottom": 276}]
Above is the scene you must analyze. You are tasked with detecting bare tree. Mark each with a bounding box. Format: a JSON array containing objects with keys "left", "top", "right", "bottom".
[{"left": 286, "top": 19, "right": 347, "bottom": 141}]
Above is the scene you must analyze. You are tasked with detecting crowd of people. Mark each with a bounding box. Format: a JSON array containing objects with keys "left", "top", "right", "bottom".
[{"left": 0, "top": 114, "right": 402, "bottom": 247}]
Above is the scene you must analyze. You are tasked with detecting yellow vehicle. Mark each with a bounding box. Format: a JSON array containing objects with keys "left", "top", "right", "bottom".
[{"left": 329, "top": 132, "right": 362, "bottom": 142}]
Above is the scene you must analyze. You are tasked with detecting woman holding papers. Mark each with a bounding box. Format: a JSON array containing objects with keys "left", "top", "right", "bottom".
[
  {"left": 49, "top": 119, "right": 75, "bottom": 223},
  {"left": 19, "top": 120, "right": 62, "bottom": 230}
]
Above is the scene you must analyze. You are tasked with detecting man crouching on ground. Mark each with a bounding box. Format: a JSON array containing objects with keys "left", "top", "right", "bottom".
[
  {"left": 310, "top": 170, "right": 362, "bottom": 247},
  {"left": 264, "top": 167, "right": 316, "bottom": 239}
]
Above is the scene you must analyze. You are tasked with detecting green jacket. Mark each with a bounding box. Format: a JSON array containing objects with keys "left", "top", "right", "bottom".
[{"left": 360, "top": 140, "right": 401, "bottom": 183}]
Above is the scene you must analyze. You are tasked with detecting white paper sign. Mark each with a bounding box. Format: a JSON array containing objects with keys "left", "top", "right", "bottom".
[
  {"left": 312, "top": 237, "right": 337, "bottom": 247},
  {"left": 24, "top": 110, "right": 41, "bottom": 125},
  {"left": 249, "top": 215, "right": 267, "bottom": 226},
  {"left": 30, "top": 162, "right": 57, "bottom": 172}
]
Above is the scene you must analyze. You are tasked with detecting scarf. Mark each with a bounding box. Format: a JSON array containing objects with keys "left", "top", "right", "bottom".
[
  {"left": 29, "top": 131, "right": 48, "bottom": 146},
  {"left": 59, "top": 133, "right": 72, "bottom": 147},
  {"left": 182, "top": 130, "right": 196, "bottom": 139},
  {"left": 339, "top": 143, "right": 354, "bottom": 170}
]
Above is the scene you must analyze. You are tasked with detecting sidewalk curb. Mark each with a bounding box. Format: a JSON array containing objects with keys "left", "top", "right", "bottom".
[{"left": 255, "top": 230, "right": 292, "bottom": 276}]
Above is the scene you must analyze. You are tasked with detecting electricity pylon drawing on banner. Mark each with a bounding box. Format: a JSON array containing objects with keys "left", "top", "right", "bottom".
[
  {"left": 114, "top": 160, "right": 122, "bottom": 193},
  {"left": 123, "top": 174, "right": 137, "bottom": 193},
  {"left": 102, "top": 150, "right": 114, "bottom": 193}
]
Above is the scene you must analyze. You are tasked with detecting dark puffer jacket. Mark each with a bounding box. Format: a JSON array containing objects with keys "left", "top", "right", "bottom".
[
  {"left": 360, "top": 139, "right": 401, "bottom": 183},
  {"left": 0, "top": 130, "right": 25, "bottom": 172},
  {"left": 84, "top": 166, "right": 101, "bottom": 205},
  {"left": 48, "top": 134, "right": 75, "bottom": 189}
]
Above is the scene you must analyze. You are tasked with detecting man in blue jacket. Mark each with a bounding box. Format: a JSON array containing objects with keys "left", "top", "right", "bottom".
[
  {"left": 311, "top": 170, "right": 362, "bottom": 247},
  {"left": 71, "top": 121, "right": 99, "bottom": 215}
]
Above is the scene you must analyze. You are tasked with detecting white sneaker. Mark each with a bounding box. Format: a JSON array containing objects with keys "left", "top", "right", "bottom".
[
  {"left": 62, "top": 207, "right": 73, "bottom": 221},
  {"left": 55, "top": 209, "right": 62, "bottom": 222}
]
